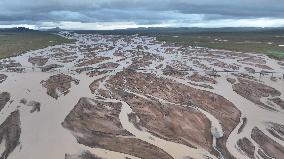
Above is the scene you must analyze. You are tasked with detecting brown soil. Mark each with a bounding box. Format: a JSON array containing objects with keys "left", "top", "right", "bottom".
[
  {"left": 227, "top": 78, "right": 236, "bottom": 84},
  {"left": 237, "top": 137, "right": 255, "bottom": 159},
  {"left": 232, "top": 73, "right": 256, "bottom": 80},
  {"left": 205, "top": 71, "right": 220, "bottom": 78},
  {"left": 62, "top": 98, "right": 129, "bottom": 136},
  {"left": 239, "top": 61, "right": 272, "bottom": 70},
  {"left": 65, "top": 151, "right": 103, "bottom": 159},
  {"left": 192, "top": 60, "right": 211, "bottom": 70},
  {"left": 237, "top": 117, "right": 247, "bottom": 134},
  {"left": 62, "top": 98, "right": 173, "bottom": 159},
  {"left": 244, "top": 67, "right": 256, "bottom": 74},
  {"left": 75, "top": 57, "right": 110, "bottom": 67},
  {"left": 89, "top": 77, "right": 106, "bottom": 94},
  {"left": 212, "top": 62, "right": 239, "bottom": 70},
  {"left": 117, "top": 92, "right": 211, "bottom": 149},
  {"left": 162, "top": 66, "right": 188, "bottom": 77},
  {"left": 26, "top": 100, "right": 41, "bottom": 113},
  {"left": 255, "top": 64, "right": 273, "bottom": 70},
  {"left": 233, "top": 78, "right": 281, "bottom": 110},
  {"left": 251, "top": 127, "right": 284, "bottom": 159},
  {"left": 188, "top": 73, "right": 217, "bottom": 84},
  {"left": 50, "top": 48, "right": 76, "bottom": 58},
  {"left": 107, "top": 70, "right": 241, "bottom": 158},
  {"left": 6, "top": 67, "right": 25, "bottom": 73},
  {"left": 97, "top": 89, "right": 112, "bottom": 99},
  {"left": 28, "top": 56, "right": 48, "bottom": 66},
  {"left": 0, "top": 92, "right": 10, "bottom": 112},
  {"left": 20, "top": 98, "right": 40, "bottom": 113},
  {"left": 58, "top": 56, "right": 77, "bottom": 63},
  {"left": 41, "top": 74, "right": 79, "bottom": 99},
  {"left": 127, "top": 112, "right": 142, "bottom": 131},
  {"left": 238, "top": 57, "right": 266, "bottom": 64},
  {"left": 129, "top": 52, "right": 163, "bottom": 69},
  {"left": 269, "top": 98, "right": 284, "bottom": 109},
  {"left": 258, "top": 149, "right": 271, "bottom": 159},
  {"left": 0, "top": 74, "right": 7, "bottom": 83},
  {"left": 155, "top": 64, "right": 163, "bottom": 69},
  {"left": 266, "top": 122, "right": 284, "bottom": 141},
  {"left": 41, "top": 64, "right": 63, "bottom": 72},
  {"left": 270, "top": 76, "right": 278, "bottom": 82},
  {"left": 171, "top": 60, "right": 192, "bottom": 70},
  {"left": 20, "top": 98, "right": 27, "bottom": 105},
  {"left": 75, "top": 67, "right": 93, "bottom": 74},
  {"left": 278, "top": 61, "right": 284, "bottom": 66},
  {"left": 0, "top": 110, "right": 21, "bottom": 159},
  {"left": 97, "top": 62, "right": 119, "bottom": 69},
  {"left": 0, "top": 60, "right": 21, "bottom": 69},
  {"left": 87, "top": 70, "right": 110, "bottom": 77}
]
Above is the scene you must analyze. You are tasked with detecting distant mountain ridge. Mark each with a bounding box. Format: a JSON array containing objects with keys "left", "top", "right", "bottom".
[
  {"left": 127, "top": 27, "right": 284, "bottom": 33},
  {"left": 72, "top": 27, "right": 284, "bottom": 35},
  {"left": 1, "top": 27, "right": 284, "bottom": 35},
  {"left": 0, "top": 27, "right": 36, "bottom": 32},
  {"left": 40, "top": 27, "right": 65, "bottom": 32}
]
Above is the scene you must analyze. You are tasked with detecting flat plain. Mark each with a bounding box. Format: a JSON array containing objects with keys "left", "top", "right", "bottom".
[
  {"left": 0, "top": 31, "right": 74, "bottom": 59},
  {"left": 0, "top": 31, "right": 283, "bottom": 159}
]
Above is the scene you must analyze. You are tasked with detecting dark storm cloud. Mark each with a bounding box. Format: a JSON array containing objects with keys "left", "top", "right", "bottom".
[{"left": 1, "top": 0, "right": 284, "bottom": 28}]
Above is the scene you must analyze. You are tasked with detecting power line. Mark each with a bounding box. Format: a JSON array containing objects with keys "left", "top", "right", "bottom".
[{"left": 1, "top": 66, "right": 284, "bottom": 77}]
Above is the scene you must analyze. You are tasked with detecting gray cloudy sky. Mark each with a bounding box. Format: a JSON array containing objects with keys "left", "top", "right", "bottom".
[{"left": 1, "top": 0, "right": 284, "bottom": 29}]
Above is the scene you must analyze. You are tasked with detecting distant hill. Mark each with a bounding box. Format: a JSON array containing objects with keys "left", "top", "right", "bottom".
[
  {"left": 0, "top": 27, "right": 37, "bottom": 32},
  {"left": 41, "top": 27, "right": 65, "bottom": 32}
]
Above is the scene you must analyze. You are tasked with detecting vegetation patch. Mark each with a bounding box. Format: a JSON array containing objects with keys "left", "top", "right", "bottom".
[
  {"left": 0, "top": 31, "right": 75, "bottom": 59},
  {"left": 157, "top": 32, "right": 284, "bottom": 60}
]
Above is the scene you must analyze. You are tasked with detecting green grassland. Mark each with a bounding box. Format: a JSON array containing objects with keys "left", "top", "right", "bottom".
[
  {"left": 0, "top": 31, "right": 74, "bottom": 59},
  {"left": 156, "top": 32, "right": 284, "bottom": 60}
]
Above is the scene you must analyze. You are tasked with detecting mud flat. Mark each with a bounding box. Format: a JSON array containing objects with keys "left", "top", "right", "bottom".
[
  {"left": 232, "top": 78, "right": 281, "bottom": 110},
  {"left": 89, "top": 76, "right": 107, "bottom": 94},
  {"left": 278, "top": 61, "right": 284, "bottom": 66},
  {"left": 20, "top": 99, "right": 41, "bottom": 113},
  {"left": 116, "top": 93, "right": 212, "bottom": 149},
  {"left": 65, "top": 151, "right": 103, "bottom": 159},
  {"left": 265, "top": 122, "right": 284, "bottom": 141},
  {"left": 75, "top": 57, "right": 110, "bottom": 67},
  {"left": 62, "top": 97, "right": 173, "bottom": 159},
  {"left": 236, "top": 137, "right": 255, "bottom": 159},
  {"left": 0, "top": 60, "right": 21, "bottom": 69},
  {"left": 0, "top": 110, "right": 21, "bottom": 159},
  {"left": 237, "top": 117, "right": 247, "bottom": 134},
  {"left": 128, "top": 52, "right": 163, "bottom": 69},
  {"left": 28, "top": 56, "right": 48, "bottom": 66},
  {"left": 162, "top": 66, "right": 188, "bottom": 77},
  {"left": 0, "top": 74, "right": 7, "bottom": 83},
  {"left": 87, "top": 70, "right": 110, "bottom": 77},
  {"left": 107, "top": 70, "right": 241, "bottom": 158},
  {"left": 268, "top": 98, "right": 284, "bottom": 109},
  {"left": 212, "top": 61, "right": 239, "bottom": 70},
  {"left": 41, "top": 64, "right": 63, "bottom": 72},
  {"left": 227, "top": 78, "right": 236, "bottom": 84},
  {"left": 231, "top": 73, "right": 256, "bottom": 81},
  {"left": 97, "top": 62, "right": 119, "bottom": 69},
  {"left": 0, "top": 92, "right": 10, "bottom": 112},
  {"left": 251, "top": 127, "right": 284, "bottom": 159},
  {"left": 188, "top": 73, "right": 217, "bottom": 84},
  {"left": 41, "top": 74, "right": 79, "bottom": 99}
]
